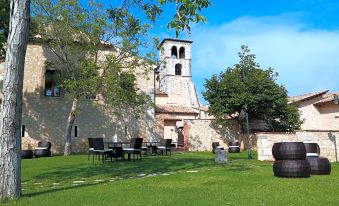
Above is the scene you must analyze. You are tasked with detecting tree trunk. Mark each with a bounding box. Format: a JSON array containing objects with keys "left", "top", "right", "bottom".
[
  {"left": 64, "top": 98, "right": 78, "bottom": 156},
  {"left": 0, "top": 0, "right": 30, "bottom": 201}
]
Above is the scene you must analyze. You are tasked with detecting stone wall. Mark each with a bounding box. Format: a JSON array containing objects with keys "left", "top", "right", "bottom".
[
  {"left": 257, "top": 131, "right": 339, "bottom": 162},
  {"left": 160, "top": 76, "right": 199, "bottom": 107},
  {"left": 20, "top": 43, "right": 157, "bottom": 154},
  {"left": 185, "top": 119, "right": 244, "bottom": 151},
  {"left": 157, "top": 39, "right": 200, "bottom": 108},
  {"left": 298, "top": 97, "right": 339, "bottom": 130}
]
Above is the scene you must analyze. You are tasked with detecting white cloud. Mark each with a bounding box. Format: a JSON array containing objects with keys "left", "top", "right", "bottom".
[{"left": 190, "top": 14, "right": 339, "bottom": 103}]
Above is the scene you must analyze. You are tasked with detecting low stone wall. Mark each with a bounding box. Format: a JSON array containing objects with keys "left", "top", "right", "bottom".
[
  {"left": 185, "top": 119, "right": 242, "bottom": 151},
  {"left": 257, "top": 131, "right": 339, "bottom": 162}
]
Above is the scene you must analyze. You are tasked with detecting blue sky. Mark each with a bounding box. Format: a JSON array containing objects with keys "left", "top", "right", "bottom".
[
  {"left": 153, "top": 0, "right": 339, "bottom": 105},
  {"left": 95, "top": 0, "right": 339, "bottom": 105}
]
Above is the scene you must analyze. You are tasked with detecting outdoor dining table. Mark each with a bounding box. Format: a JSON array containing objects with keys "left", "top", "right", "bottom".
[
  {"left": 104, "top": 141, "right": 130, "bottom": 148},
  {"left": 143, "top": 141, "right": 159, "bottom": 155},
  {"left": 104, "top": 141, "right": 161, "bottom": 160}
]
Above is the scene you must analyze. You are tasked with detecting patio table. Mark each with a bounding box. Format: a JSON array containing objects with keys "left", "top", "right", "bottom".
[{"left": 143, "top": 141, "right": 159, "bottom": 155}]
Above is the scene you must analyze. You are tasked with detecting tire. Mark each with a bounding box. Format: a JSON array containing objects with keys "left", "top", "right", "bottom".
[
  {"left": 228, "top": 146, "right": 240, "bottom": 153},
  {"left": 34, "top": 149, "right": 51, "bottom": 157},
  {"left": 304, "top": 143, "right": 320, "bottom": 157},
  {"left": 22, "top": 150, "right": 33, "bottom": 159},
  {"left": 273, "top": 160, "right": 311, "bottom": 178},
  {"left": 306, "top": 157, "right": 331, "bottom": 175},
  {"left": 272, "top": 142, "right": 306, "bottom": 160}
]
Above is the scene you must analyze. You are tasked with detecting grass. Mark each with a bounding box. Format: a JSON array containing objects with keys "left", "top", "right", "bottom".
[{"left": 3, "top": 152, "right": 339, "bottom": 206}]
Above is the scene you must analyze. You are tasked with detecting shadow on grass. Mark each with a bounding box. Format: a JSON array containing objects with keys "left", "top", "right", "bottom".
[{"left": 22, "top": 153, "right": 256, "bottom": 198}]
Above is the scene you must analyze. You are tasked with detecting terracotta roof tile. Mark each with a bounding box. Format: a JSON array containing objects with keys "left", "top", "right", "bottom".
[
  {"left": 288, "top": 90, "right": 328, "bottom": 103},
  {"left": 313, "top": 92, "right": 339, "bottom": 106},
  {"left": 157, "top": 114, "right": 182, "bottom": 120},
  {"left": 155, "top": 105, "right": 199, "bottom": 114}
]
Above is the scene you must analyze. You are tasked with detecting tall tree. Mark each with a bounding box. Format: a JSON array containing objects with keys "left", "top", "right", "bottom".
[
  {"left": 32, "top": 0, "right": 110, "bottom": 155},
  {"left": 203, "top": 45, "right": 302, "bottom": 132},
  {"left": 32, "top": 0, "right": 212, "bottom": 155},
  {"left": 0, "top": 0, "right": 30, "bottom": 201}
]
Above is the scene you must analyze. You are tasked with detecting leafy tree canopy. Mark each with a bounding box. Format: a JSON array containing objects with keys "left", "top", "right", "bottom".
[
  {"left": 203, "top": 45, "right": 302, "bottom": 132},
  {"left": 0, "top": 0, "right": 10, "bottom": 59}
]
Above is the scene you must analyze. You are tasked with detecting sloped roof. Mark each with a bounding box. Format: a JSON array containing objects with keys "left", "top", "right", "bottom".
[
  {"left": 313, "top": 92, "right": 339, "bottom": 106},
  {"left": 158, "top": 38, "right": 193, "bottom": 49},
  {"left": 156, "top": 114, "right": 182, "bottom": 120},
  {"left": 288, "top": 90, "right": 328, "bottom": 104},
  {"left": 199, "top": 105, "right": 209, "bottom": 112},
  {"left": 155, "top": 105, "right": 199, "bottom": 114}
]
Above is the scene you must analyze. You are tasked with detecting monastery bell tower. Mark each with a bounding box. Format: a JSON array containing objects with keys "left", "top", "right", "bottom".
[{"left": 157, "top": 38, "right": 199, "bottom": 107}]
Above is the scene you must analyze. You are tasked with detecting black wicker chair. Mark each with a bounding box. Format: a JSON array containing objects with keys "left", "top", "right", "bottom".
[
  {"left": 228, "top": 141, "right": 240, "bottom": 153},
  {"left": 123, "top": 138, "right": 143, "bottom": 160},
  {"left": 304, "top": 143, "right": 320, "bottom": 157},
  {"left": 91, "top": 138, "right": 113, "bottom": 163},
  {"left": 34, "top": 141, "right": 52, "bottom": 157},
  {"left": 22, "top": 150, "right": 33, "bottom": 159},
  {"left": 157, "top": 139, "right": 172, "bottom": 156},
  {"left": 88, "top": 138, "right": 95, "bottom": 161}
]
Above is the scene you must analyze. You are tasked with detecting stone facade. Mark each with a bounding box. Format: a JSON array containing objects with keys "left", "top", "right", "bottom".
[
  {"left": 157, "top": 39, "right": 200, "bottom": 107},
  {"left": 289, "top": 91, "right": 339, "bottom": 130},
  {"left": 2, "top": 38, "right": 339, "bottom": 156},
  {"left": 185, "top": 119, "right": 242, "bottom": 151},
  {"left": 16, "top": 43, "right": 157, "bottom": 153},
  {"left": 257, "top": 131, "right": 339, "bottom": 162}
]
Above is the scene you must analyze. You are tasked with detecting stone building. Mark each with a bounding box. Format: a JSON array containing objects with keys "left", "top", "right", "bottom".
[
  {"left": 288, "top": 90, "right": 339, "bottom": 130},
  {"left": 0, "top": 41, "right": 157, "bottom": 153},
  {"left": 2, "top": 38, "right": 339, "bottom": 154},
  {"left": 155, "top": 39, "right": 200, "bottom": 144},
  {"left": 257, "top": 90, "right": 339, "bottom": 162},
  {"left": 0, "top": 38, "right": 245, "bottom": 154},
  {"left": 153, "top": 39, "right": 241, "bottom": 150}
]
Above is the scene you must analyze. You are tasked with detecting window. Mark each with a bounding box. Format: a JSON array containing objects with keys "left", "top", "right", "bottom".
[
  {"left": 74, "top": 126, "right": 78, "bottom": 137},
  {"left": 21, "top": 125, "right": 25, "bottom": 137},
  {"left": 45, "top": 70, "right": 61, "bottom": 97},
  {"left": 175, "top": 64, "right": 182, "bottom": 75},
  {"left": 120, "top": 72, "right": 135, "bottom": 91},
  {"left": 171, "top": 46, "right": 178, "bottom": 58},
  {"left": 179, "top": 47, "right": 185, "bottom": 59}
]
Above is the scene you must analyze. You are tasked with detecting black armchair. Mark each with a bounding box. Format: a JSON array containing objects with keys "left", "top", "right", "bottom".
[
  {"left": 157, "top": 139, "right": 172, "bottom": 156},
  {"left": 90, "top": 138, "right": 113, "bottom": 163},
  {"left": 123, "top": 138, "right": 143, "bottom": 160},
  {"left": 34, "top": 141, "right": 52, "bottom": 157}
]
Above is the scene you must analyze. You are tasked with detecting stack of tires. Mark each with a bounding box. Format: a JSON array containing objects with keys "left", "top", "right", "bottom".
[
  {"left": 304, "top": 143, "right": 331, "bottom": 175},
  {"left": 228, "top": 141, "right": 240, "bottom": 153},
  {"left": 272, "top": 142, "right": 311, "bottom": 178}
]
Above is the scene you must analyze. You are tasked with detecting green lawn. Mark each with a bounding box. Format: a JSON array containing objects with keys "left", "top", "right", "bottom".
[{"left": 3, "top": 152, "right": 339, "bottom": 206}]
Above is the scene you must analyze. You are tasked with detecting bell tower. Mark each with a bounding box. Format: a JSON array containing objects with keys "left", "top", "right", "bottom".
[{"left": 157, "top": 38, "right": 199, "bottom": 107}]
